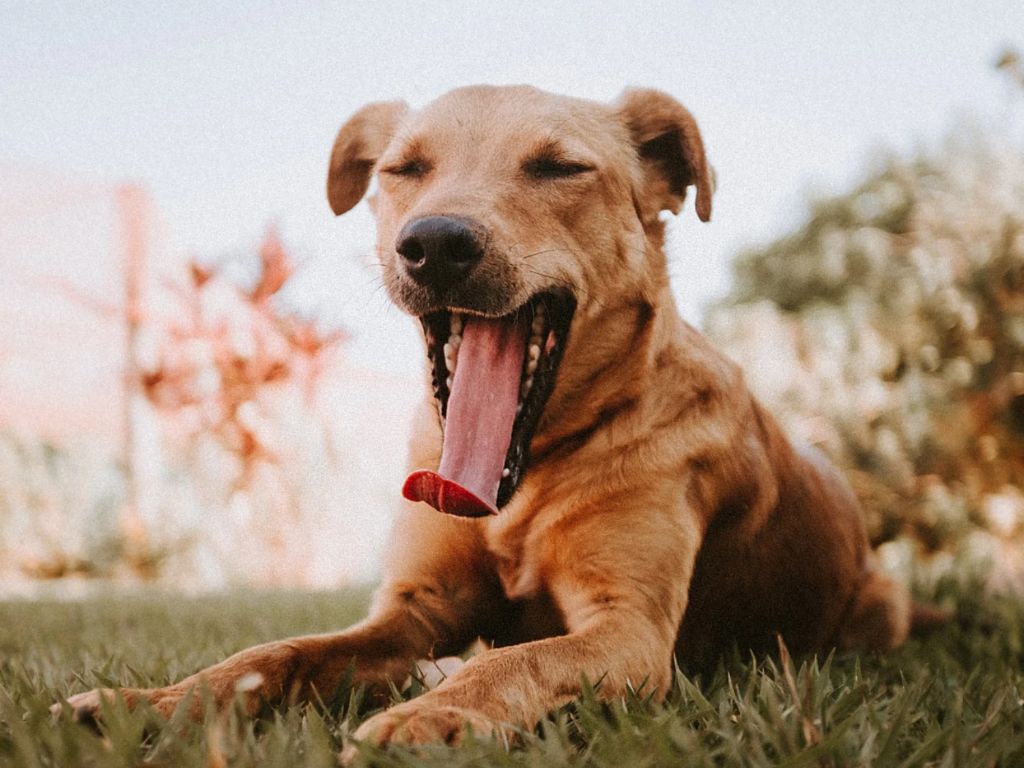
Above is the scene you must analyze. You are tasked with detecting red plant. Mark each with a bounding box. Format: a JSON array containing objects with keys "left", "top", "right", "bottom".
[{"left": 142, "top": 229, "right": 345, "bottom": 490}]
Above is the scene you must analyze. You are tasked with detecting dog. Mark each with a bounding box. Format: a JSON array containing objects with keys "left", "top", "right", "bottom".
[{"left": 58, "top": 85, "right": 923, "bottom": 755}]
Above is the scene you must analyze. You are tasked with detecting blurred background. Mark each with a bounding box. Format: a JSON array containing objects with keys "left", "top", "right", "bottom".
[{"left": 2, "top": 1, "right": 1022, "bottom": 594}]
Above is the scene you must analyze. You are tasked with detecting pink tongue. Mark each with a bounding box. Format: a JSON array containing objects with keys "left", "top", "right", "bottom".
[{"left": 403, "top": 314, "right": 527, "bottom": 517}]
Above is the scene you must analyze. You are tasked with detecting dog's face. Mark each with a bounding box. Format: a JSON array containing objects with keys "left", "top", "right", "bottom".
[{"left": 327, "top": 85, "right": 713, "bottom": 516}]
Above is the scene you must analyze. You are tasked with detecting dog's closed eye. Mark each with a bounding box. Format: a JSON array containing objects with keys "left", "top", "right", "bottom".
[
  {"left": 382, "top": 158, "right": 431, "bottom": 178},
  {"left": 523, "top": 155, "right": 595, "bottom": 180}
]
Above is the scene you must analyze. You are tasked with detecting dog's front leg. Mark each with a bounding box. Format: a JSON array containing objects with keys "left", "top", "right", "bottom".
[
  {"left": 55, "top": 578, "right": 485, "bottom": 723},
  {"left": 346, "top": 508, "right": 700, "bottom": 756},
  {"left": 345, "top": 613, "right": 677, "bottom": 756}
]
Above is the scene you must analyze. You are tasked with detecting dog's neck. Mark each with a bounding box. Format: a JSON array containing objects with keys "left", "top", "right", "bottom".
[{"left": 528, "top": 272, "right": 688, "bottom": 462}]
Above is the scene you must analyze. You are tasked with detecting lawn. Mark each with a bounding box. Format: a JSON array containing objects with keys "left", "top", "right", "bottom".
[{"left": 1, "top": 580, "right": 1022, "bottom": 767}]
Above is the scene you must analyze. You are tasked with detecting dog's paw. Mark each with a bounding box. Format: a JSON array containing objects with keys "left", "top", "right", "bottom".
[
  {"left": 51, "top": 686, "right": 186, "bottom": 727},
  {"left": 51, "top": 688, "right": 149, "bottom": 728},
  {"left": 51, "top": 688, "right": 111, "bottom": 727},
  {"left": 342, "top": 701, "right": 501, "bottom": 763}
]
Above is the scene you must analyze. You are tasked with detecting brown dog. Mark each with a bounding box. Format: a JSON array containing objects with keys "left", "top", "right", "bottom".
[{"left": 60, "top": 85, "right": 917, "bottom": 754}]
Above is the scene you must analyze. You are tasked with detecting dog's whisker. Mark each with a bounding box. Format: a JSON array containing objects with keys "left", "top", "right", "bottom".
[{"left": 521, "top": 247, "right": 576, "bottom": 260}]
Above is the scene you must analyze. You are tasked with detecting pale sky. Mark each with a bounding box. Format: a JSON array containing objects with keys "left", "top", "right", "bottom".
[{"left": 3, "top": 0, "right": 1022, "bottom": 374}]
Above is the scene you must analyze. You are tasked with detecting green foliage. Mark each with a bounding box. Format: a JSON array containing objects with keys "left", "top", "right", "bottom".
[
  {"left": 2, "top": 586, "right": 1022, "bottom": 767},
  {"left": 707, "top": 134, "right": 1024, "bottom": 572}
]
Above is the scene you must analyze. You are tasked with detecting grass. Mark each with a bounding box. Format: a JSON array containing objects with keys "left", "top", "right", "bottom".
[{"left": 1, "top": 579, "right": 1022, "bottom": 767}]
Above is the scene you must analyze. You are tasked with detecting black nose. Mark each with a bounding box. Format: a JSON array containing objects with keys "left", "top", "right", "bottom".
[{"left": 395, "top": 216, "right": 485, "bottom": 290}]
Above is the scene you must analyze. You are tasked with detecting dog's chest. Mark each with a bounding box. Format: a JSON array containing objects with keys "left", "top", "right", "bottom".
[
  {"left": 483, "top": 512, "right": 549, "bottom": 601},
  {"left": 483, "top": 512, "right": 569, "bottom": 642}
]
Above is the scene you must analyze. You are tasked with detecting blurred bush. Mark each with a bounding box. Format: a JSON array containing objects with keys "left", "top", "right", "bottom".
[
  {"left": 706, "top": 131, "right": 1024, "bottom": 592},
  {"left": 0, "top": 431, "right": 129, "bottom": 580},
  {"left": 0, "top": 231, "right": 348, "bottom": 588}
]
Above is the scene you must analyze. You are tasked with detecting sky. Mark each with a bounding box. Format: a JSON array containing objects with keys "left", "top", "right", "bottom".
[{"left": 3, "top": 0, "right": 1022, "bottom": 376}]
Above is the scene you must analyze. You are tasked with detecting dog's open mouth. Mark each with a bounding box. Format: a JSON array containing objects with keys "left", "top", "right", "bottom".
[{"left": 402, "top": 291, "right": 575, "bottom": 517}]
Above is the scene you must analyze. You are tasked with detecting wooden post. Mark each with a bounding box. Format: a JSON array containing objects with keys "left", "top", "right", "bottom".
[{"left": 115, "top": 184, "right": 150, "bottom": 556}]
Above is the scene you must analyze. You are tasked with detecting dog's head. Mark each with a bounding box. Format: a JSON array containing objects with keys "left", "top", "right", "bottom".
[{"left": 327, "top": 85, "right": 713, "bottom": 517}]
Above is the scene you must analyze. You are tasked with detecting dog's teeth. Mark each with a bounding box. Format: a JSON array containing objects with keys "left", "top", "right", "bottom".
[
  {"left": 516, "top": 403, "right": 523, "bottom": 416},
  {"left": 450, "top": 333, "right": 461, "bottom": 348},
  {"left": 528, "top": 344, "right": 540, "bottom": 362},
  {"left": 526, "top": 358, "right": 538, "bottom": 375},
  {"left": 531, "top": 314, "right": 545, "bottom": 335},
  {"left": 521, "top": 377, "right": 534, "bottom": 399},
  {"left": 502, "top": 467, "right": 511, "bottom": 478},
  {"left": 450, "top": 313, "right": 463, "bottom": 335},
  {"left": 443, "top": 342, "right": 458, "bottom": 376},
  {"left": 446, "top": 375, "right": 453, "bottom": 389}
]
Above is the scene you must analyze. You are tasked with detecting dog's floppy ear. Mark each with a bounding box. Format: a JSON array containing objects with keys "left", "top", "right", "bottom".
[
  {"left": 615, "top": 88, "right": 714, "bottom": 222},
  {"left": 327, "top": 100, "right": 409, "bottom": 216}
]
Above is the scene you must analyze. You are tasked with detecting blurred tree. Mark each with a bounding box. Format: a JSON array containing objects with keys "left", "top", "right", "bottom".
[{"left": 706, "top": 125, "right": 1024, "bottom": 591}]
